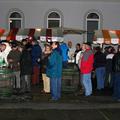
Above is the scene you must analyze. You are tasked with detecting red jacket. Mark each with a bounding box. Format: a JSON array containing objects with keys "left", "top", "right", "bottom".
[{"left": 80, "top": 49, "right": 94, "bottom": 74}]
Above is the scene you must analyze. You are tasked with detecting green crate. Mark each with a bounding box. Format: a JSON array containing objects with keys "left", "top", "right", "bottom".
[
  {"left": 0, "top": 68, "right": 14, "bottom": 97},
  {"left": 62, "top": 63, "right": 80, "bottom": 92},
  {"left": 0, "top": 88, "right": 12, "bottom": 97}
]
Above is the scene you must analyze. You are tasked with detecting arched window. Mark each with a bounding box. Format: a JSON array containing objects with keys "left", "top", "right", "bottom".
[
  {"left": 47, "top": 11, "right": 61, "bottom": 28},
  {"left": 9, "top": 12, "right": 23, "bottom": 29},
  {"left": 86, "top": 12, "right": 100, "bottom": 43}
]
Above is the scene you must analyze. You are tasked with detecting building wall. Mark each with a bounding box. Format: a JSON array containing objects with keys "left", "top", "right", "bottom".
[{"left": 0, "top": 1, "right": 120, "bottom": 45}]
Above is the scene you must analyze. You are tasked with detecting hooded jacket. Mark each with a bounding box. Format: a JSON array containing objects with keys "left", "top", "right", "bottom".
[
  {"left": 80, "top": 48, "right": 94, "bottom": 74},
  {"left": 46, "top": 48, "right": 62, "bottom": 78}
]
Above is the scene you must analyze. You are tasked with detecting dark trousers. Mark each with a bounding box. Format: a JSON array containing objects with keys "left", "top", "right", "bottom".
[
  {"left": 32, "top": 66, "right": 40, "bottom": 85},
  {"left": 21, "top": 75, "right": 31, "bottom": 93},
  {"left": 105, "top": 71, "right": 114, "bottom": 88},
  {"left": 113, "top": 72, "right": 120, "bottom": 100}
]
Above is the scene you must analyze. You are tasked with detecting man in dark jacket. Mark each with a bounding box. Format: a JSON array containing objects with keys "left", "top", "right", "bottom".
[
  {"left": 31, "top": 39, "right": 42, "bottom": 85},
  {"left": 20, "top": 44, "right": 32, "bottom": 93},
  {"left": 7, "top": 43, "right": 21, "bottom": 89},
  {"left": 94, "top": 46, "right": 106, "bottom": 91},
  {"left": 112, "top": 45, "right": 120, "bottom": 101},
  {"left": 80, "top": 42, "right": 94, "bottom": 96}
]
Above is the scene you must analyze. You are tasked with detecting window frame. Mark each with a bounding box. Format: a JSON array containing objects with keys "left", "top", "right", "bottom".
[
  {"left": 9, "top": 13, "right": 23, "bottom": 29},
  {"left": 85, "top": 12, "right": 100, "bottom": 42},
  {"left": 47, "top": 11, "right": 61, "bottom": 28},
  {"left": 8, "top": 10, "right": 24, "bottom": 30}
]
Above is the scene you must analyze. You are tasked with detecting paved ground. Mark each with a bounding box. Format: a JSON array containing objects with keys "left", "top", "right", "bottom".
[
  {"left": 0, "top": 109, "right": 120, "bottom": 120},
  {"left": 0, "top": 86, "right": 120, "bottom": 120}
]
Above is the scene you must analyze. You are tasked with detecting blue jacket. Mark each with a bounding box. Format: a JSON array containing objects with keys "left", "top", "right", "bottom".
[
  {"left": 31, "top": 44, "right": 42, "bottom": 67},
  {"left": 60, "top": 43, "right": 69, "bottom": 62},
  {"left": 46, "top": 48, "right": 62, "bottom": 78}
]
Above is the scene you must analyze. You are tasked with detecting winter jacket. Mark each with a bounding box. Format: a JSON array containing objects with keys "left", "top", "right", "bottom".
[
  {"left": 112, "top": 52, "right": 120, "bottom": 73},
  {"left": 106, "top": 53, "right": 114, "bottom": 72},
  {"left": 60, "top": 43, "right": 69, "bottom": 62},
  {"left": 94, "top": 51, "right": 106, "bottom": 68},
  {"left": 31, "top": 44, "right": 42, "bottom": 67},
  {"left": 20, "top": 49, "right": 32, "bottom": 75},
  {"left": 7, "top": 49, "right": 21, "bottom": 71},
  {"left": 0, "top": 43, "right": 11, "bottom": 65},
  {"left": 46, "top": 48, "right": 62, "bottom": 78},
  {"left": 80, "top": 49, "right": 94, "bottom": 74},
  {"left": 41, "top": 52, "right": 51, "bottom": 73}
]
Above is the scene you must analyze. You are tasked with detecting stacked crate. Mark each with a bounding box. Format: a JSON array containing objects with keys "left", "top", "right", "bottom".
[
  {"left": 0, "top": 68, "right": 14, "bottom": 97},
  {"left": 62, "top": 63, "right": 80, "bottom": 92}
]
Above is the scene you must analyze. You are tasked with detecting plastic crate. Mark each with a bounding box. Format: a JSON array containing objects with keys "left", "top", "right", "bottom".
[
  {"left": 0, "top": 68, "right": 14, "bottom": 97},
  {"left": 62, "top": 63, "right": 80, "bottom": 92}
]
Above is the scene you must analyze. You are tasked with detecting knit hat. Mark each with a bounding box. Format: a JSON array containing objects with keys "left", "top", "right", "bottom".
[{"left": 84, "top": 42, "right": 91, "bottom": 46}]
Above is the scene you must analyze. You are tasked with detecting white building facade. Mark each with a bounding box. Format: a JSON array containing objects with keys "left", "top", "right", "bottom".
[{"left": 0, "top": 0, "right": 120, "bottom": 45}]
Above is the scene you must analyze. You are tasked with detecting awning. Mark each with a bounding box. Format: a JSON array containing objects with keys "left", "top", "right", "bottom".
[
  {"left": 0, "top": 28, "right": 5, "bottom": 37},
  {"left": 40, "top": 28, "right": 63, "bottom": 42},
  {"left": 16, "top": 28, "right": 36, "bottom": 41},
  {"left": 1, "top": 28, "right": 38, "bottom": 41},
  {"left": 0, "top": 27, "right": 86, "bottom": 42},
  {"left": 63, "top": 27, "right": 86, "bottom": 35},
  {"left": 94, "top": 30, "right": 120, "bottom": 44},
  {"left": 1, "top": 30, "right": 9, "bottom": 40},
  {"left": 0, "top": 28, "right": 63, "bottom": 42},
  {"left": 1, "top": 28, "right": 19, "bottom": 41}
]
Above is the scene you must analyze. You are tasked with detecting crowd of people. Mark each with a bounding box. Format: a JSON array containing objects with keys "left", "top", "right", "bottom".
[{"left": 0, "top": 38, "right": 120, "bottom": 102}]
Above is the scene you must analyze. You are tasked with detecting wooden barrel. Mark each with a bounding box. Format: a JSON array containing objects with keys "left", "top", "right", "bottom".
[
  {"left": 0, "top": 68, "right": 14, "bottom": 97},
  {"left": 62, "top": 63, "right": 80, "bottom": 92}
]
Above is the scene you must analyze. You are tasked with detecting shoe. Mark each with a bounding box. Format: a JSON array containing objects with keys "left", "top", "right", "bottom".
[
  {"left": 25, "top": 90, "right": 31, "bottom": 93},
  {"left": 79, "top": 90, "right": 84, "bottom": 95},
  {"left": 85, "top": 94, "right": 92, "bottom": 97},
  {"left": 49, "top": 98, "right": 58, "bottom": 102},
  {"left": 45, "top": 92, "right": 50, "bottom": 94},
  {"left": 41, "top": 90, "right": 45, "bottom": 93}
]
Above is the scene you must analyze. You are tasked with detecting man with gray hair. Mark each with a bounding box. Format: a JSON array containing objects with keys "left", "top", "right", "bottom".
[{"left": 80, "top": 42, "right": 94, "bottom": 96}]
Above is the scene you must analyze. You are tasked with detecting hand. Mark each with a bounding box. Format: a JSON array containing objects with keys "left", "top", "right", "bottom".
[
  {"left": 37, "top": 58, "right": 41, "bottom": 63},
  {"left": 8, "top": 59, "right": 13, "bottom": 63}
]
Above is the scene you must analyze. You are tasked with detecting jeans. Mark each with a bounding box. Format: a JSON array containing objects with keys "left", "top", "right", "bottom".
[
  {"left": 95, "top": 67, "right": 105, "bottom": 90},
  {"left": 113, "top": 72, "right": 120, "bottom": 100},
  {"left": 82, "top": 73, "right": 92, "bottom": 96},
  {"left": 50, "top": 77, "right": 61, "bottom": 100}
]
